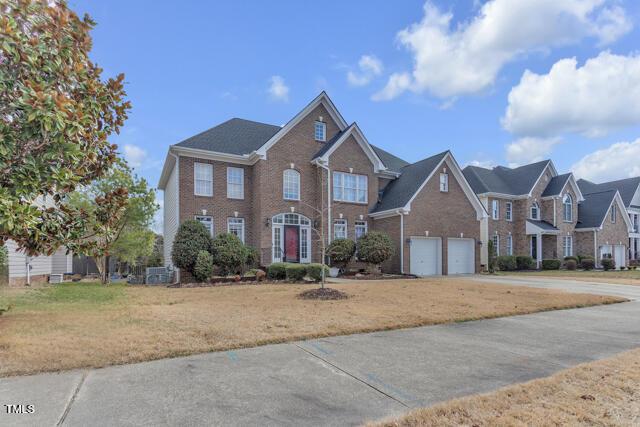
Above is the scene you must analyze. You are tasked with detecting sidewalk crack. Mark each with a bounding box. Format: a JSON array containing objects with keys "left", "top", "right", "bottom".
[{"left": 56, "top": 371, "right": 87, "bottom": 426}]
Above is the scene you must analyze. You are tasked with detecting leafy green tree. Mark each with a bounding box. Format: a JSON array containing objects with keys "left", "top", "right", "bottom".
[
  {"left": 0, "top": 0, "right": 131, "bottom": 256},
  {"left": 171, "top": 220, "right": 213, "bottom": 273},
  {"left": 66, "top": 162, "right": 157, "bottom": 283},
  {"left": 145, "top": 235, "right": 164, "bottom": 267}
]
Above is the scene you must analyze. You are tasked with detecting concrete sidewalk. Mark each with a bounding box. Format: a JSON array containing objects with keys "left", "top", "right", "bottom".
[{"left": 1, "top": 279, "right": 639, "bottom": 426}]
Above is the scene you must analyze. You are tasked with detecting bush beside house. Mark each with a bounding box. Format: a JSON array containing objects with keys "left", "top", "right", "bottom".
[
  {"left": 357, "top": 232, "right": 395, "bottom": 273},
  {"left": 541, "top": 259, "right": 561, "bottom": 270},
  {"left": 326, "top": 239, "right": 356, "bottom": 271},
  {"left": 601, "top": 258, "right": 615, "bottom": 271}
]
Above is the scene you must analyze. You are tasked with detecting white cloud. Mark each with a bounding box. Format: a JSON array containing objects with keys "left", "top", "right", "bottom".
[
  {"left": 502, "top": 52, "right": 640, "bottom": 138},
  {"left": 466, "top": 159, "right": 495, "bottom": 169},
  {"left": 123, "top": 144, "right": 147, "bottom": 169},
  {"left": 374, "top": 0, "right": 631, "bottom": 100},
  {"left": 505, "top": 137, "right": 562, "bottom": 167},
  {"left": 371, "top": 72, "right": 411, "bottom": 101},
  {"left": 268, "top": 75, "right": 289, "bottom": 102},
  {"left": 572, "top": 138, "right": 640, "bottom": 181},
  {"left": 347, "top": 55, "right": 384, "bottom": 86}
]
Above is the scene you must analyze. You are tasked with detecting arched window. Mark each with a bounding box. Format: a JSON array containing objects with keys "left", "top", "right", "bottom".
[
  {"left": 563, "top": 193, "right": 573, "bottom": 222},
  {"left": 530, "top": 202, "right": 540, "bottom": 220},
  {"left": 283, "top": 169, "right": 300, "bottom": 200}
]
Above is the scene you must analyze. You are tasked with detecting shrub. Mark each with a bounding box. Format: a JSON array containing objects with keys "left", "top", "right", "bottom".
[
  {"left": 581, "top": 258, "right": 595, "bottom": 270},
  {"left": 541, "top": 259, "right": 561, "bottom": 270},
  {"left": 601, "top": 258, "right": 615, "bottom": 271},
  {"left": 487, "top": 240, "right": 497, "bottom": 273},
  {"left": 267, "top": 263, "right": 287, "bottom": 280},
  {"left": 629, "top": 259, "right": 639, "bottom": 270},
  {"left": 565, "top": 259, "right": 577, "bottom": 270},
  {"left": 244, "top": 246, "right": 260, "bottom": 270},
  {"left": 307, "top": 263, "right": 330, "bottom": 282},
  {"left": 193, "top": 251, "right": 213, "bottom": 282},
  {"left": 496, "top": 255, "right": 517, "bottom": 271},
  {"left": 327, "top": 239, "right": 356, "bottom": 268},
  {"left": 563, "top": 256, "right": 578, "bottom": 263},
  {"left": 285, "top": 264, "right": 307, "bottom": 281},
  {"left": 211, "top": 233, "right": 246, "bottom": 275},
  {"left": 515, "top": 255, "right": 534, "bottom": 270},
  {"left": 357, "top": 232, "right": 395, "bottom": 270},
  {"left": 171, "top": 220, "right": 213, "bottom": 273}
]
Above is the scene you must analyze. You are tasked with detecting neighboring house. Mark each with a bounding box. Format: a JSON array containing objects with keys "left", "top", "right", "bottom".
[
  {"left": 577, "top": 177, "right": 640, "bottom": 262},
  {"left": 463, "top": 161, "right": 585, "bottom": 268},
  {"left": 158, "top": 92, "right": 487, "bottom": 277}
]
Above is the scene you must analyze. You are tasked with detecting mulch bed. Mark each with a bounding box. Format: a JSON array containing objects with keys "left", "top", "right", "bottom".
[
  {"left": 297, "top": 287, "right": 349, "bottom": 300},
  {"left": 342, "top": 273, "right": 417, "bottom": 280}
]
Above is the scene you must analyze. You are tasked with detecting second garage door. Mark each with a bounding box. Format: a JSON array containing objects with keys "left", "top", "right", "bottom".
[
  {"left": 447, "top": 238, "right": 475, "bottom": 274},
  {"left": 409, "top": 237, "right": 441, "bottom": 276}
]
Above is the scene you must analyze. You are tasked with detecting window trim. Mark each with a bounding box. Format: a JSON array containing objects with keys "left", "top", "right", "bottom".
[
  {"left": 530, "top": 202, "right": 540, "bottom": 220},
  {"left": 283, "top": 169, "right": 301, "bottom": 201},
  {"left": 314, "top": 121, "right": 326, "bottom": 142},
  {"left": 227, "top": 217, "right": 245, "bottom": 243},
  {"left": 195, "top": 215, "right": 214, "bottom": 237},
  {"left": 505, "top": 202, "right": 513, "bottom": 222},
  {"left": 333, "top": 219, "right": 348, "bottom": 240},
  {"left": 506, "top": 234, "right": 513, "bottom": 256},
  {"left": 226, "top": 167, "right": 244, "bottom": 200},
  {"left": 491, "top": 200, "right": 499, "bottom": 220},
  {"left": 563, "top": 193, "right": 573, "bottom": 222},
  {"left": 439, "top": 173, "right": 449, "bottom": 192},
  {"left": 563, "top": 235, "right": 573, "bottom": 257},
  {"left": 492, "top": 234, "right": 500, "bottom": 256},
  {"left": 355, "top": 220, "right": 368, "bottom": 239},
  {"left": 611, "top": 204, "right": 617, "bottom": 223},
  {"left": 194, "top": 162, "right": 213, "bottom": 197},
  {"left": 333, "top": 171, "right": 368, "bottom": 204}
]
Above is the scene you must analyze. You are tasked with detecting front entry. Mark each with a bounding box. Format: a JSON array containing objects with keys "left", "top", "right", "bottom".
[
  {"left": 284, "top": 225, "right": 300, "bottom": 263},
  {"left": 530, "top": 235, "right": 537, "bottom": 259}
]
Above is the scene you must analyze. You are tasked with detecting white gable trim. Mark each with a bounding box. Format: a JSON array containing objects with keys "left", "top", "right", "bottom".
[
  {"left": 404, "top": 152, "right": 488, "bottom": 220},
  {"left": 541, "top": 174, "right": 585, "bottom": 202},
  {"left": 600, "top": 191, "right": 633, "bottom": 232},
  {"left": 255, "top": 92, "right": 348, "bottom": 159},
  {"left": 527, "top": 161, "right": 558, "bottom": 197},
  {"left": 314, "top": 123, "right": 387, "bottom": 173}
]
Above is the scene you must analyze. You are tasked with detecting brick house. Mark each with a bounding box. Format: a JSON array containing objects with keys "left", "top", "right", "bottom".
[
  {"left": 463, "top": 161, "right": 632, "bottom": 269},
  {"left": 158, "top": 92, "right": 487, "bottom": 277}
]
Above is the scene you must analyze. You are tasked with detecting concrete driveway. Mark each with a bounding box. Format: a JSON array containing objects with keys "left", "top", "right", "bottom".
[{"left": 2, "top": 277, "right": 639, "bottom": 426}]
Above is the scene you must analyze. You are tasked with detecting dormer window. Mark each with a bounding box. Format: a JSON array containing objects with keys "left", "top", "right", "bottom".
[
  {"left": 530, "top": 202, "right": 540, "bottom": 220},
  {"left": 563, "top": 193, "right": 572, "bottom": 222},
  {"left": 314, "top": 121, "right": 326, "bottom": 142}
]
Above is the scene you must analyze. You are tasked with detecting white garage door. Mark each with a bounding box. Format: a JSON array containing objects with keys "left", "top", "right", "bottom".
[
  {"left": 410, "top": 238, "right": 441, "bottom": 276},
  {"left": 614, "top": 245, "right": 625, "bottom": 269},
  {"left": 447, "top": 238, "right": 475, "bottom": 274}
]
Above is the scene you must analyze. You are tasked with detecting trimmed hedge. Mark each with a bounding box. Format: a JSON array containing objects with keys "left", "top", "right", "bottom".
[
  {"left": 516, "top": 255, "right": 535, "bottom": 270},
  {"left": 541, "top": 259, "right": 561, "bottom": 270},
  {"left": 267, "top": 262, "right": 287, "bottom": 280},
  {"left": 563, "top": 256, "right": 578, "bottom": 263},
  {"left": 357, "top": 232, "right": 395, "bottom": 266},
  {"left": 581, "top": 258, "right": 595, "bottom": 270},
  {"left": 497, "top": 255, "right": 517, "bottom": 271},
  {"left": 285, "top": 264, "right": 307, "bottom": 281},
  {"left": 565, "top": 259, "right": 577, "bottom": 271},
  {"left": 601, "top": 258, "right": 615, "bottom": 271},
  {"left": 307, "top": 263, "right": 330, "bottom": 282}
]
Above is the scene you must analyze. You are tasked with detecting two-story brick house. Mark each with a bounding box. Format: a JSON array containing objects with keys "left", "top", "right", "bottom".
[
  {"left": 464, "top": 161, "right": 632, "bottom": 269},
  {"left": 158, "top": 92, "right": 487, "bottom": 278}
]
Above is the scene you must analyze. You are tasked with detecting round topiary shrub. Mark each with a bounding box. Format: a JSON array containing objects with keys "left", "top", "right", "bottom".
[
  {"left": 267, "top": 262, "right": 287, "bottom": 280},
  {"left": 541, "top": 259, "right": 561, "bottom": 270},
  {"left": 327, "top": 238, "right": 356, "bottom": 269},
  {"left": 581, "top": 257, "right": 595, "bottom": 270},
  {"left": 565, "top": 259, "right": 577, "bottom": 270},
  {"left": 171, "top": 220, "right": 213, "bottom": 273},
  {"left": 306, "top": 263, "right": 330, "bottom": 282},
  {"left": 357, "top": 231, "right": 395, "bottom": 272},
  {"left": 497, "top": 255, "right": 517, "bottom": 271},
  {"left": 516, "top": 255, "right": 535, "bottom": 270},
  {"left": 193, "top": 250, "right": 213, "bottom": 282},
  {"left": 211, "top": 233, "right": 247, "bottom": 275},
  {"left": 601, "top": 258, "right": 615, "bottom": 271},
  {"left": 563, "top": 256, "right": 578, "bottom": 263}
]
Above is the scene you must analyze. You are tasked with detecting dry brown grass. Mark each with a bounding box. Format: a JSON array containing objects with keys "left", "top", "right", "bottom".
[
  {"left": 372, "top": 348, "right": 640, "bottom": 427},
  {"left": 498, "top": 270, "right": 640, "bottom": 286},
  {"left": 0, "top": 278, "right": 623, "bottom": 377}
]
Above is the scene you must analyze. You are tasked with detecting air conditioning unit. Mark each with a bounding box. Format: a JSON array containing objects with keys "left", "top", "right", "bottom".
[{"left": 49, "top": 274, "right": 63, "bottom": 284}]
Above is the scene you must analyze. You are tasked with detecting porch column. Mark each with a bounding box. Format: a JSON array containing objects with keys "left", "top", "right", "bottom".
[{"left": 536, "top": 232, "right": 542, "bottom": 269}]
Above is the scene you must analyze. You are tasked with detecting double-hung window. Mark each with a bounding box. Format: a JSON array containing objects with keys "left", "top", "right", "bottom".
[
  {"left": 195, "top": 215, "right": 214, "bottom": 236},
  {"left": 563, "top": 236, "right": 573, "bottom": 257},
  {"left": 505, "top": 202, "right": 513, "bottom": 221},
  {"left": 506, "top": 235, "right": 513, "bottom": 256},
  {"left": 333, "top": 172, "right": 367, "bottom": 203},
  {"left": 283, "top": 169, "right": 300, "bottom": 200},
  {"left": 227, "top": 217, "right": 245, "bottom": 243},
  {"left": 492, "top": 234, "right": 500, "bottom": 256},
  {"left": 355, "top": 221, "right": 368, "bottom": 239},
  {"left": 314, "top": 121, "right": 326, "bottom": 142},
  {"left": 530, "top": 202, "right": 540, "bottom": 220},
  {"left": 492, "top": 200, "right": 499, "bottom": 220},
  {"left": 227, "top": 167, "right": 244, "bottom": 199},
  {"left": 563, "top": 194, "right": 572, "bottom": 222},
  {"left": 334, "top": 219, "right": 347, "bottom": 239},
  {"left": 439, "top": 173, "right": 448, "bottom": 192},
  {"left": 194, "top": 162, "right": 213, "bottom": 196}
]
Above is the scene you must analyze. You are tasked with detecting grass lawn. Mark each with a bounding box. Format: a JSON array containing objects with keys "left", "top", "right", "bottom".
[
  {"left": 373, "top": 348, "right": 640, "bottom": 427},
  {"left": 497, "top": 269, "right": 640, "bottom": 285},
  {"left": 0, "top": 279, "right": 624, "bottom": 377}
]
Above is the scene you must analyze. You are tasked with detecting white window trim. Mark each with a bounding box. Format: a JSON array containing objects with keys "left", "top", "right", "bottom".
[
  {"left": 194, "top": 162, "right": 213, "bottom": 197},
  {"left": 492, "top": 234, "right": 500, "bottom": 256},
  {"left": 439, "top": 173, "right": 448, "bottom": 192},
  {"left": 283, "top": 169, "right": 301, "bottom": 201},
  {"left": 492, "top": 200, "right": 499, "bottom": 220},
  {"left": 505, "top": 202, "right": 513, "bottom": 222},
  {"left": 530, "top": 202, "right": 540, "bottom": 220},
  {"left": 563, "top": 194, "right": 572, "bottom": 222},
  {"left": 563, "top": 236, "right": 573, "bottom": 257},
  {"left": 334, "top": 219, "right": 348, "bottom": 239},
  {"left": 355, "top": 220, "right": 368, "bottom": 239},
  {"left": 195, "top": 215, "right": 214, "bottom": 237},
  {"left": 611, "top": 204, "right": 617, "bottom": 223},
  {"left": 506, "top": 235, "right": 513, "bottom": 256},
  {"left": 226, "top": 167, "right": 244, "bottom": 199},
  {"left": 227, "top": 217, "right": 245, "bottom": 243},
  {"left": 333, "top": 171, "right": 368, "bottom": 204},
  {"left": 314, "top": 121, "right": 326, "bottom": 142}
]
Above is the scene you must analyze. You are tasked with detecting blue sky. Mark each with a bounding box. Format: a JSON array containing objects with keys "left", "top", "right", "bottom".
[{"left": 71, "top": 0, "right": 640, "bottom": 228}]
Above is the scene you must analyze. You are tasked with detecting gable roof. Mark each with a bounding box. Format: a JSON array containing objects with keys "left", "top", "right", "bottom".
[
  {"left": 463, "top": 160, "right": 554, "bottom": 196},
  {"left": 174, "top": 118, "right": 281, "bottom": 155},
  {"left": 541, "top": 173, "right": 571, "bottom": 197},
  {"left": 577, "top": 177, "right": 640, "bottom": 207},
  {"left": 371, "top": 145, "right": 410, "bottom": 174},
  {"left": 576, "top": 189, "right": 632, "bottom": 230}
]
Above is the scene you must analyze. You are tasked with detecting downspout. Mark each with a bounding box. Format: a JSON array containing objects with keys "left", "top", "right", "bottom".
[
  {"left": 169, "top": 150, "right": 180, "bottom": 282},
  {"left": 553, "top": 198, "right": 556, "bottom": 227},
  {"left": 399, "top": 210, "right": 404, "bottom": 274},
  {"left": 594, "top": 229, "right": 598, "bottom": 267},
  {"left": 317, "top": 162, "right": 332, "bottom": 243}
]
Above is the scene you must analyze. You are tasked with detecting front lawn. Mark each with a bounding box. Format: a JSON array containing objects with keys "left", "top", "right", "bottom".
[
  {"left": 373, "top": 347, "right": 640, "bottom": 426},
  {"left": 0, "top": 279, "right": 623, "bottom": 377},
  {"left": 497, "top": 269, "right": 640, "bottom": 285}
]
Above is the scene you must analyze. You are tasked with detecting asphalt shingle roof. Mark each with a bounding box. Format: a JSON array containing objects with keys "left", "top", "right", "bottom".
[
  {"left": 371, "top": 145, "right": 410, "bottom": 173},
  {"left": 463, "top": 160, "right": 550, "bottom": 196},
  {"left": 541, "top": 173, "right": 572, "bottom": 197},
  {"left": 371, "top": 151, "right": 449, "bottom": 213},
  {"left": 311, "top": 126, "right": 352, "bottom": 160},
  {"left": 577, "top": 177, "right": 640, "bottom": 207},
  {"left": 576, "top": 190, "right": 617, "bottom": 229},
  {"left": 526, "top": 219, "right": 558, "bottom": 231}
]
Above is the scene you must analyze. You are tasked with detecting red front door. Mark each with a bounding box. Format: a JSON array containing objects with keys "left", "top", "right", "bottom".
[{"left": 284, "top": 226, "right": 299, "bottom": 262}]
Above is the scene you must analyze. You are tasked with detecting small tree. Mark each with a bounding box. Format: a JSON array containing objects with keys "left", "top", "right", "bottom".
[
  {"left": 326, "top": 238, "right": 356, "bottom": 271},
  {"left": 193, "top": 250, "right": 213, "bottom": 282},
  {"left": 172, "top": 220, "right": 213, "bottom": 274},
  {"left": 211, "top": 233, "right": 246, "bottom": 275},
  {"left": 357, "top": 232, "right": 395, "bottom": 273}
]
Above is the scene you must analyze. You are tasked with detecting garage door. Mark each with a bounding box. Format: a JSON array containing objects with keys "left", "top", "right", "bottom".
[
  {"left": 614, "top": 245, "right": 625, "bottom": 269},
  {"left": 409, "top": 238, "right": 441, "bottom": 276},
  {"left": 447, "top": 238, "right": 475, "bottom": 274}
]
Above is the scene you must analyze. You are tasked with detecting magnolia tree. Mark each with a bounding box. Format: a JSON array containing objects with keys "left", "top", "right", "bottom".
[{"left": 0, "top": 0, "right": 130, "bottom": 256}]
